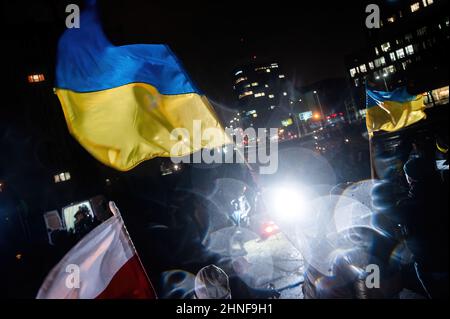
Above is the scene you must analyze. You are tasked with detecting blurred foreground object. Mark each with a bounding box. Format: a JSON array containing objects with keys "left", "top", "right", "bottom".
[
  {"left": 194, "top": 265, "right": 231, "bottom": 299},
  {"left": 37, "top": 202, "right": 156, "bottom": 299},
  {"left": 55, "top": 0, "right": 228, "bottom": 171}
]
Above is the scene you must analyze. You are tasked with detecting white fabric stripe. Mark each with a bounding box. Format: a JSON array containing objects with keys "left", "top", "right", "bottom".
[{"left": 36, "top": 215, "right": 134, "bottom": 299}]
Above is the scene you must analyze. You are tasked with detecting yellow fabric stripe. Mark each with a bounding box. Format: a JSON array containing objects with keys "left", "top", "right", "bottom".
[
  {"left": 56, "top": 83, "right": 229, "bottom": 171},
  {"left": 366, "top": 96, "right": 426, "bottom": 135}
]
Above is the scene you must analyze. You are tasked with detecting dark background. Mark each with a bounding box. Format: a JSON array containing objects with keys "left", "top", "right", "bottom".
[{"left": 3, "top": 0, "right": 368, "bottom": 105}]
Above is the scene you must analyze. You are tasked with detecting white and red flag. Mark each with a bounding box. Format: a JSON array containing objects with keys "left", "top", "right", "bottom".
[{"left": 37, "top": 202, "right": 156, "bottom": 299}]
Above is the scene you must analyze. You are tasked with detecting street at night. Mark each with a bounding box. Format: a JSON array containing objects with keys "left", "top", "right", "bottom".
[{"left": 1, "top": 0, "right": 449, "bottom": 310}]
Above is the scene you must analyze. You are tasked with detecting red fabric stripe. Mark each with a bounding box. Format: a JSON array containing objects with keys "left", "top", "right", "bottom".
[{"left": 95, "top": 255, "right": 156, "bottom": 299}]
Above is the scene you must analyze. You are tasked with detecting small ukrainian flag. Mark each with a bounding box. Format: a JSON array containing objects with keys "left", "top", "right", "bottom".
[
  {"left": 366, "top": 86, "right": 426, "bottom": 136},
  {"left": 55, "top": 0, "right": 228, "bottom": 171}
]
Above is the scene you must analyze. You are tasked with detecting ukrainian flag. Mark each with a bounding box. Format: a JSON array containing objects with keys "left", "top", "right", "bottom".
[
  {"left": 366, "top": 87, "right": 426, "bottom": 136},
  {"left": 56, "top": 0, "right": 228, "bottom": 171}
]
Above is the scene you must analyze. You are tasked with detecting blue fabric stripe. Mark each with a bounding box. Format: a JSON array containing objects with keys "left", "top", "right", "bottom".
[
  {"left": 56, "top": 1, "right": 201, "bottom": 95},
  {"left": 366, "top": 87, "right": 418, "bottom": 109}
]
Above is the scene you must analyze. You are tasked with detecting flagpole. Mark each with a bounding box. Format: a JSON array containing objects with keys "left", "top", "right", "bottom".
[
  {"left": 369, "top": 135, "right": 378, "bottom": 180},
  {"left": 365, "top": 82, "right": 378, "bottom": 180}
]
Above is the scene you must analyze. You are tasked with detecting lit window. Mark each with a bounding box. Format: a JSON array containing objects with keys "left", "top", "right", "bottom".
[
  {"left": 387, "top": 16, "right": 395, "bottom": 23},
  {"left": 54, "top": 172, "right": 71, "bottom": 183},
  {"left": 405, "top": 44, "right": 414, "bottom": 55},
  {"left": 265, "top": 84, "right": 269, "bottom": 88},
  {"left": 253, "top": 113, "right": 258, "bottom": 118},
  {"left": 411, "top": 2, "right": 420, "bottom": 12},
  {"left": 251, "top": 82, "right": 259, "bottom": 87},
  {"left": 271, "top": 63, "right": 279, "bottom": 68},
  {"left": 268, "top": 94, "right": 275, "bottom": 98},
  {"left": 28, "top": 74, "right": 45, "bottom": 83},
  {"left": 368, "top": 62, "right": 375, "bottom": 70},
  {"left": 266, "top": 69, "right": 271, "bottom": 73},
  {"left": 387, "top": 65, "right": 396, "bottom": 73},
  {"left": 422, "top": 0, "right": 433, "bottom": 7},
  {"left": 390, "top": 52, "right": 396, "bottom": 61},
  {"left": 381, "top": 42, "right": 391, "bottom": 52},
  {"left": 359, "top": 64, "right": 367, "bottom": 73},
  {"left": 375, "top": 47, "right": 380, "bottom": 55},
  {"left": 270, "top": 105, "right": 276, "bottom": 109},
  {"left": 396, "top": 48, "right": 405, "bottom": 59},
  {"left": 282, "top": 92, "right": 287, "bottom": 96},
  {"left": 235, "top": 70, "right": 243, "bottom": 76},
  {"left": 374, "top": 57, "right": 386, "bottom": 68},
  {"left": 354, "top": 78, "right": 359, "bottom": 87},
  {"left": 254, "top": 92, "right": 265, "bottom": 98},
  {"left": 238, "top": 91, "right": 253, "bottom": 99},
  {"left": 246, "top": 110, "right": 256, "bottom": 115},
  {"left": 235, "top": 77, "right": 247, "bottom": 84},
  {"left": 244, "top": 84, "right": 251, "bottom": 88},
  {"left": 349, "top": 68, "right": 357, "bottom": 77},
  {"left": 278, "top": 74, "right": 285, "bottom": 78}
]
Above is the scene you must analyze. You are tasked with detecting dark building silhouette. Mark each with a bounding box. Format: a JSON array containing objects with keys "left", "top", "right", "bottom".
[{"left": 231, "top": 61, "right": 295, "bottom": 129}]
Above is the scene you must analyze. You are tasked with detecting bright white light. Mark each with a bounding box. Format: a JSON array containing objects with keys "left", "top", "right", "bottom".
[{"left": 266, "top": 186, "right": 311, "bottom": 222}]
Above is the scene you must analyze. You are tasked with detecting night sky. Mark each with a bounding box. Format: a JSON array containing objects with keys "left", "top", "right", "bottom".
[
  {"left": 5, "top": 0, "right": 369, "bottom": 106},
  {"left": 99, "top": 0, "right": 368, "bottom": 105}
]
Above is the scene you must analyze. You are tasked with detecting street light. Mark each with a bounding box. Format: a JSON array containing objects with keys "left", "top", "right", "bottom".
[{"left": 313, "top": 90, "right": 325, "bottom": 126}]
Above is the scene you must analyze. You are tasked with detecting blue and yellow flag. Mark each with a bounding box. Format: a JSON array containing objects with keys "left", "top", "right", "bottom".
[
  {"left": 56, "top": 1, "right": 228, "bottom": 171},
  {"left": 366, "top": 87, "right": 426, "bottom": 136}
]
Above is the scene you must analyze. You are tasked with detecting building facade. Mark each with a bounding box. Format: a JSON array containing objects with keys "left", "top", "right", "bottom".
[
  {"left": 346, "top": 0, "right": 449, "bottom": 109},
  {"left": 231, "top": 61, "right": 294, "bottom": 129}
]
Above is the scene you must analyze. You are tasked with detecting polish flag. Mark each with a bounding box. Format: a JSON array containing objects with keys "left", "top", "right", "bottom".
[{"left": 37, "top": 203, "right": 156, "bottom": 299}]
